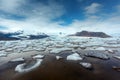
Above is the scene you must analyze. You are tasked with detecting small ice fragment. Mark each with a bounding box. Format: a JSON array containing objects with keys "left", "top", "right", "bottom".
[
  {"left": 10, "top": 58, "right": 24, "bottom": 62},
  {"left": 56, "top": 56, "right": 62, "bottom": 60},
  {"left": 80, "top": 62, "right": 92, "bottom": 69},
  {"left": 114, "top": 56, "right": 120, "bottom": 60},
  {"left": 32, "top": 55, "right": 44, "bottom": 59},
  {"left": 0, "top": 53, "right": 7, "bottom": 57},
  {"left": 67, "top": 53, "right": 83, "bottom": 61},
  {"left": 95, "top": 47, "right": 106, "bottom": 50}
]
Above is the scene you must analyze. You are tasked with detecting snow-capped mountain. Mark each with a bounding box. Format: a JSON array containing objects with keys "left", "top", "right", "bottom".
[{"left": 0, "top": 31, "right": 49, "bottom": 40}]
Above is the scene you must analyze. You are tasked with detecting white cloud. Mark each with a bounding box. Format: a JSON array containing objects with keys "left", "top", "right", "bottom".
[
  {"left": 85, "top": 3, "right": 102, "bottom": 14},
  {"left": 116, "top": 5, "right": 120, "bottom": 10},
  {"left": 67, "top": 18, "right": 120, "bottom": 34},
  {"left": 0, "top": 1, "right": 120, "bottom": 35},
  {"left": 25, "top": 1, "right": 66, "bottom": 21},
  {"left": 0, "top": 0, "right": 25, "bottom": 14},
  {"left": 0, "top": 0, "right": 67, "bottom": 34},
  {"left": 63, "top": 3, "right": 120, "bottom": 35}
]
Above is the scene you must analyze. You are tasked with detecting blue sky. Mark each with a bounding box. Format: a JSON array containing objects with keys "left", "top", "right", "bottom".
[{"left": 0, "top": 0, "right": 120, "bottom": 34}]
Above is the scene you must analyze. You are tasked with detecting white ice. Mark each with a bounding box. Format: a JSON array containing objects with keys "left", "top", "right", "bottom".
[
  {"left": 56, "top": 56, "right": 62, "bottom": 60},
  {"left": 67, "top": 53, "right": 83, "bottom": 61},
  {"left": 32, "top": 55, "right": 45, "bottom": 59},
  {"left": 80, "top": 62, "right": 92, "bottom": 69},
  {"left": 15, "top": 59, "right": 43, "bottom": 73}
]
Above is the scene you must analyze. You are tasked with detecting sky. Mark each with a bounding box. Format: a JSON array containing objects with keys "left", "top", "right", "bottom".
[{"left": 0, "top": 0, "right": 120, "bottom": 34}]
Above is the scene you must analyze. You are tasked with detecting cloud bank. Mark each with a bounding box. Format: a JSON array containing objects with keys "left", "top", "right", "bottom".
[{"left": 0, "top": 0, "right": 120, "bottom": 35}]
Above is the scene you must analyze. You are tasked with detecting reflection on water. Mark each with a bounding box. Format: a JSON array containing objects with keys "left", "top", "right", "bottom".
[{"left": 0, "top": 55, "right": 120, "bottom": 80}]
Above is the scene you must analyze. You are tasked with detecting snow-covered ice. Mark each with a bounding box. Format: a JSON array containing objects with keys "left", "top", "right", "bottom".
[
  {"left": 0, "top": 51, "right": 7, "bottom": 57},
  {"left": 50, "top": 48, "right": 72, "bottom": 54},
  {"left": 32, "top": 54, "right": 45, "bottom": 59},
  {"left": 94, "top": 47, "right": 106, "bottom": 51},
  {"left": 0, "top": 53, "right": 7, "bottom": 57},
  {"left": 56, "top": 56, "right": 62, "bottom": 60},
  {"left": 67, "top": 53, "right": 83, "bottom": 61},
  {"left": 85, "top": 51, "right": 109, "bottom": 60},
  {"left": 114, "top": 56, "right": 120, "bottom": 60},
  {"left": 80, "top": 62, "right": 92, "bottom": 69},
  {"left": 0, "top": 36, "right": 120, "bottom": 60}
]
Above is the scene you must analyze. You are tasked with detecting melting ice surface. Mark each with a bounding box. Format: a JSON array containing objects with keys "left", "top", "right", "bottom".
[{"left": 0, "top": 36, "right": 120, "bottom": 57}]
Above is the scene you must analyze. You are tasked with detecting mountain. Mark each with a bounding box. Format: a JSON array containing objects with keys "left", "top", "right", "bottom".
[
  {"left": 0, "top": 31, "right": 22, "bottom": 40},
  {"left": 0, "top": 31, "right": 49, "bottom": 41},
  {"left": 70, "top": 31, "right": 111, "bottom": 38},
  {"left": 28, "top": 33, "right": 49, "bottom": 39}
]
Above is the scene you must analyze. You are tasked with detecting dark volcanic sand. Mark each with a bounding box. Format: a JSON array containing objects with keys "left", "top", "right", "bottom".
[{"left": 0, "top": 54, "right": 120, "bottom": 80}]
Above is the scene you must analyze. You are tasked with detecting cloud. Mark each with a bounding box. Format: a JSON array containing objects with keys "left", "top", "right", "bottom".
[
  {"left": 0, "top": 0, "right": 67, "bottom": 34},
  {"left": 116, "top": 5, "right": 120, "bottom": 13},
  {"left": 25, "top": 1, "right": 66, "bottom": 21},
  {"left": 67, "top": 18, "right": 120, "bottom": 34},
  {"left": 64, "top": 3, "right": 120, "bottom": 35},
  {"left": 0, "top": 0, "right": 25, "bottom": 14},
  {"left": 0, "top": 1, "right": 120, "bottom": 35},
  {"left": 85, "top": 3, "right": 102, "bottom": 14}
]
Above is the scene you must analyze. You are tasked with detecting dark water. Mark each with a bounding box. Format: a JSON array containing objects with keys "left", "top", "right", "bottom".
[{"left": 0, "top": 55, "right": 120, "bottom": 80}]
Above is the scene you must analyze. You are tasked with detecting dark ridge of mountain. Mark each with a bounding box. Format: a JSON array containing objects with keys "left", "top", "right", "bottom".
[
  {"left": 28, "top": 33, "right": 49, "bottom": 39},
  {"left": 0, "top": 31, "right": 49, "bottom": 40},
  {"left": 70, "top": 31, "right": 111, "bottom": 38},
  {"left": 0, "top": 31, "right": 22, "bottom": 40}
]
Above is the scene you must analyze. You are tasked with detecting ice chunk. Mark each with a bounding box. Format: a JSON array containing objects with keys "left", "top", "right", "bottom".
[
  {"left": 0, "top": 53, "right": 7, "bottom": 57},
  {"left": 0, "top": 51, "right": 7, "bottom": 57},
  {"left": 10, "top": 58, "right": 24, "bottom": 62},
  {"left": 67, "top": 53, "right": 83, "bottom": 61},
  {"left": 85, "top": 51, "right": 109, "bottom": 60},
  {"left": 5, "top": 48, "right": 13, "bottom": 52},
  {"left": 107, "top": 49, "right": 114, "bottom": 53},
  {"left": 56, "top": 56, "right": 62, "bottom": 60},
  {"left": 114, "top": 56, "right": 120, "bottom": 60},
  {"left": 50, "top": 48, "right": 72, "bottom": 54},
  {"left": 32, "top": 55, "right": 44, "bottom": 59},
  {"left": 95, "top": 47, "right": 106, "bottom": 51},
  {"left": 15, "top": 59, "right": 43, "bottom": 73},
  {"left": 80, "top": 62, "right": 92, "bottom": 69}
]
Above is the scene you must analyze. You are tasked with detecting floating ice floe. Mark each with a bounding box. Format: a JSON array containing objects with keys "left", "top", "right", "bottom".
[
  {"left": 55, "top": 44, "right": 64, "bottom": 48},
  {"left": 106, "top": 41, "right": 118, "bottom": 44},
  {"left": 5, "top": 48, "right": 13, "bottom": 52},
  {"left": 0, "top": 53, "right": 7, "bottom": 57},
  {"left": 22, "top": 47, "right": 34, "bottom": 52},
  {"left": 85, "top": 51, "right": 109, "bottom": 60},
  {"left": 10, "top": 58, "right": 24, "bottom": 62},
  {"left": 32, "top": 54, "right": 45, "bottom": 59},
  {"left": 67, "top": 53, "right": 83, "bottom": 61},
  {"left": 95, "top": 47, "right": 106, "bottom": 51},
  {"left": 114, "top": 56, "right": 120, "bottom": 60},
  {"left": 56, "top": 56, "right": 62, "bottom": 60},
  {"left": 0, "top": 51, "right": 7, "bottom": 57},
  {"left": 80, "top": 62, "right": 92, "bottom": 69},
  {"left": 15, "top": 59, "right": 43, "bottom": 73},
  {"left": 33, "top": 47, "right": 45, "bottom": 51},
  {"left": 50, "top": 48, "right": 72, "bottom": 54},
  {"left": 106, "top": 49, "right": 114, "bottom": 53},
  {"left": 80, "top": 45, "right": 86, "bottom": 50}
]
